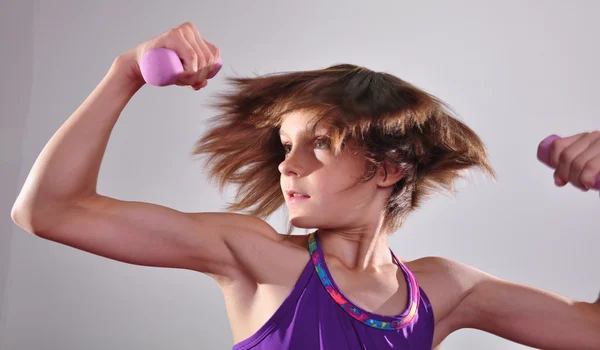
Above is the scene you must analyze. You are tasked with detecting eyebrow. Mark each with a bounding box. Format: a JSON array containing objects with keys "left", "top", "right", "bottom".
[{"left": 278, "top": 129, "right": 329, "bottom": 137}]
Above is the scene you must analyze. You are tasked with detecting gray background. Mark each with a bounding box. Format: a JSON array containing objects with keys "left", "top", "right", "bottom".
[{"left": 1, "top": 0, "right": 598, "bottom": 349}]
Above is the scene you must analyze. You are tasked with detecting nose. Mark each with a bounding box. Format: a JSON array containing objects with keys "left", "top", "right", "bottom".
[{"left": 278, "top": 151, "right": 305, "bottom": 177}]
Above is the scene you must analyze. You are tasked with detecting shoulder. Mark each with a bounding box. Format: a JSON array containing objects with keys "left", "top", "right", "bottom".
[
  {"left": 276, "top": 232, "right": 311, "bottom": 249},
  {"left": 406, "top": 256, "right": 489, "bottom": 285},
  {"left": 406, "top": 256, "right": 491, "bottom": 283},
  {"left": 185, "top": 213, "right": 309, "bottom": 286},
  {"left": 404, "top": 256, "right": 494, "bottom": 324},
  {"left": 403, "top": 256, "right": 500, "bottom": 345}
]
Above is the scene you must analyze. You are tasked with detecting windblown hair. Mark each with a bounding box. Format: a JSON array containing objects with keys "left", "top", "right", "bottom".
[{"left": 192, "top": 64, "right": 496, "bottom": 235}]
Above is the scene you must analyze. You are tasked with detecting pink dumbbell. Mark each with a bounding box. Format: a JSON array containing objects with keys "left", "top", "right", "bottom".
[
  {"left": 537, "top": 134, "right": 600, "bottom": 190},
  {"left": 139, "top": 48, "right": 223, "bottom": 86}
]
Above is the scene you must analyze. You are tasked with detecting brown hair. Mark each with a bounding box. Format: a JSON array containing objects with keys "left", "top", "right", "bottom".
[{"left": 192, "top": 63, "right": 496, "bottom": 235}]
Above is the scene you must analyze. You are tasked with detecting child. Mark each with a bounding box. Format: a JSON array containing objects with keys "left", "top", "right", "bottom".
[{"left": 11, "top": 22, "right": 600, "bottom": 349}]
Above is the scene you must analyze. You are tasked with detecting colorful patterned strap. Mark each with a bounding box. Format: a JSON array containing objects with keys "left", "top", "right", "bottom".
[{"left": 308, "top": 232, "right": 421, "bottom": 330}]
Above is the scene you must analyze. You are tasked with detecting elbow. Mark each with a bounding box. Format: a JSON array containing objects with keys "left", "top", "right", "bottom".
[
  {"left": 11, "top": 202, "right": 38, "bottom": 235},
  {"left": 10, "top": 200, "right": 57, "bottom": 237}
]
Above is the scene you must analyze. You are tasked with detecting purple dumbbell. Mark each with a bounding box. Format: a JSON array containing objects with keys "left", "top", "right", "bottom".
[
  {"left": 537, "top": 134, "right": 600, "bottom": 190},
  {"left": 139, "top": 47, "right": 223, "bottom": 86}
]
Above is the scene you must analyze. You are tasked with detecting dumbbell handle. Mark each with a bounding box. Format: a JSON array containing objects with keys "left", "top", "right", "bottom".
[
  {"left": 139, "top": 48, "right": 223, "bottom": 86},
  {"left": 537, "top": 134, "right": 600, "bottom": 190}
]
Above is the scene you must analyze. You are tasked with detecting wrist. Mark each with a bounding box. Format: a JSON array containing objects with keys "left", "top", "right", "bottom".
[{"left": 108, "top": 51, "right": 146, "bottom": 91}]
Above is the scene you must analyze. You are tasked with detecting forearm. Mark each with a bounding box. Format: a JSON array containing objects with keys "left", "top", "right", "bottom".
[{"left": 12, "top": 56, "right": 144, "bottom": 225}]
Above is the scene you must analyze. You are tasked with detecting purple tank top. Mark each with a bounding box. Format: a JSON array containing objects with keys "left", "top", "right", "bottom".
[{"left": 232, "top": 232, "right": 435, "bottom": 349}]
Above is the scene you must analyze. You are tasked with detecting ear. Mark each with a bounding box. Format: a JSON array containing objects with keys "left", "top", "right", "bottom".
[{"left": 376, "top": 160, "right": 404, "bottom": 188}]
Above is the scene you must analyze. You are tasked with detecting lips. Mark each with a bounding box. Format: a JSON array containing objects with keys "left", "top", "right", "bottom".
[{"left": 286, "top": 189, "right": 310, "bottom": 198}]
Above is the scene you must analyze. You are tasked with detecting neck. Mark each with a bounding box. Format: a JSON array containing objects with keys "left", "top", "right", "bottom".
[{"left": 316, "top": 228, "right": 395, "bottom": 272}]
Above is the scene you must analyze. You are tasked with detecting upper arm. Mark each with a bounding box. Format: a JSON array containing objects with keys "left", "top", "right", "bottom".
[
  {"left": 15, "top": 194, "right": 279, "bottom": 279},
  {"left": 442, "top": 259, "right": 600, "bottom": 349}
]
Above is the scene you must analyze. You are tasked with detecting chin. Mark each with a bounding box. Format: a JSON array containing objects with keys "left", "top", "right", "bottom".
[{"left": 288, "top": 214, "right": 320, "bottom": 229}]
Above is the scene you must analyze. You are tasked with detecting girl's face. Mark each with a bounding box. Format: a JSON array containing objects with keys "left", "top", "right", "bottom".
[{"left": 278, "top": 110, "right": 392, "bottom": 231}]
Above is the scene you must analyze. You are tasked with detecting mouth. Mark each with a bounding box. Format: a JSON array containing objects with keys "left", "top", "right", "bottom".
[{"left": 286, "top": 190, "right": 311, "bottom": 200}]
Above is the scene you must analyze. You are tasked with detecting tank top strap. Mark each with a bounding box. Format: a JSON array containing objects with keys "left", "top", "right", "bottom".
[
  {"left": 388, "top": 246, "right": 422, "bottom": 322},
  {"left": 308, "top": 231, "right": 421, "bottom": 331}
]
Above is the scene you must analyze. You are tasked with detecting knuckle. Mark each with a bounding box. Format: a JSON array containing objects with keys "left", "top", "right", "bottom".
[
  {"left": 583, "top": 160, "right": 600, "bottom": 174},
  {"left": 551, "top": 138, "right": 567, "bottom": 153},
  {"left": 571, "top": 158, "right": 586, "bottom": 172},
  {"left": 549, "top": 143, "right": 563, "bottom": 164},
  {"left": 196, "top": 51, "right": 206, "bottom": 64},
  {"left": 178, "top": 26, "right": 188, "bottom": 37},
  {"left": 204, "top": 52, "right": 215, "bottom": 64},
  {"left": 166, "top": 28, "right": 179, "bottom": 38},
  {"left": 558, "top": 150, "right": 572, "bottom": 164},
  {"left": 170, "top": 27, "right": 186, "bottom": 41},
  {"left": 187, "top": 48, "right": 198, "bottom": 59},
  {"left": 557, "top": 168, "right": 569, "bottom": 180}
]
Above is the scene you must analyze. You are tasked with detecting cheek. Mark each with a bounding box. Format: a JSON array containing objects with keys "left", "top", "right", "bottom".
[{"left": 315, "top": 168, "right": 363, "bottom": 198}]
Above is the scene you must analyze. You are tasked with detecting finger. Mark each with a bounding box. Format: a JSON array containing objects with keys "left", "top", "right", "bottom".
[
  {"left": 179, "top": 23, "right": 203, "bottom": 70},
  {"left": 550, "top": 133, "right": 589, "bottom": 183},
  {"left": 178, "top": 22, "right": 215, "bottom": 86},
  {"left": 579, "top": 134, "right": 600, "bottom": 189},
  {"left": 549, "top": 133, "right": 586, "bottom": 169},
  {"left": 192, "top": 33, "right": 216, "bottom": 83},
  {"left": 167, "top": 27, "right": 198, "bottom": 79},
  {"left": 203, "top": 40, "right": 221, "bottom": 79},
  {"left": 580, "top": 155, "right": 600, "bottom": 190},
  {"left": 555, "top": 132, "right": 595, "bottom": 189},
  {"left": 554, "top": 170, "right": 567, "bottom": 187},
  {"left": 568, "top": 136, "right": 600, "bottom": 190},
  {"left": 178, "top": 25, "right": 205, "bottom": 86},
  {"left": 191, "top": 80, "right": 208, "bottom": 91}
]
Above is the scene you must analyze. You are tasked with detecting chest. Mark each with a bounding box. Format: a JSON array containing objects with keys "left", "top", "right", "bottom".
[
  {"left": 226, "top": 255, "right": 461, "bottom": 346},
  {"left": 226, "top": 263, "right": 410, "bottom": 342},
  {"left": 325, "top": 261, "right": 411, "bottom": 316},
  {"left": 229, "top": 264, "right": 437, "bottom": 349}
]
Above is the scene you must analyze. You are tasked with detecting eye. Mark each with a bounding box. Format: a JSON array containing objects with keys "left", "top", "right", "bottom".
[
  {"left": 281, "top": 137, "right": 329, "bottom": 156},
  {"left": 314, "top": 137, "right": 330, "bottom": 150}
]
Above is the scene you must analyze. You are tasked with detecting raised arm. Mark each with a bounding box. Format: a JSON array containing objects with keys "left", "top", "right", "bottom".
[
  {"left": 442, "top": 258, "right": 600, "bottom": 349},
  {"left": 10, "top": 22, "right": 278, "bottom": 280},
  {"left": 433, "top": 131, "right": 600, "bottom": 348}
]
